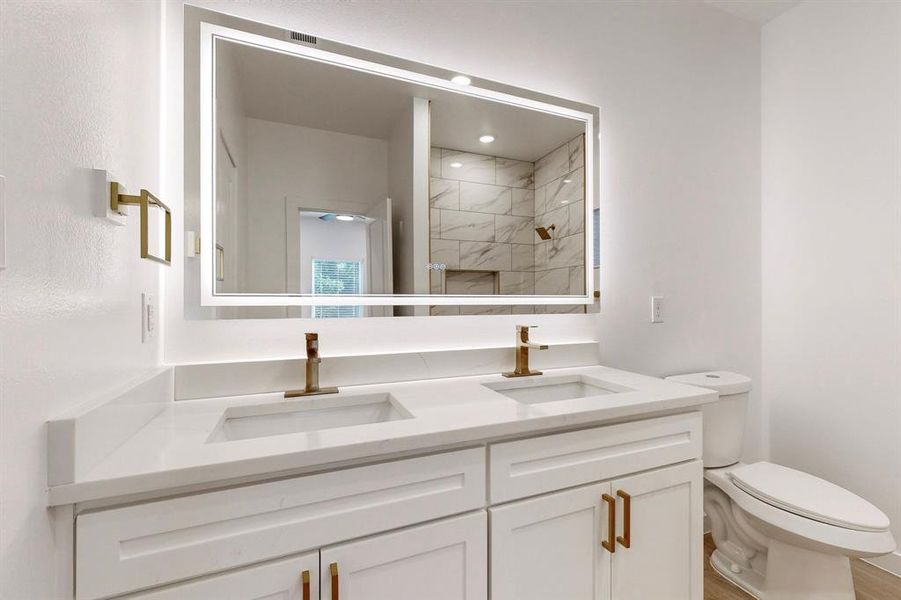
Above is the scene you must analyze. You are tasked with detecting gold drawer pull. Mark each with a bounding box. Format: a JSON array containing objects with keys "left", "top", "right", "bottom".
[
  {"left": 601, "top": 493, "right": 616, "bottom": 553},
  {"left": 301, "top": 570, "right": 310, "bottom": 600},
  {"left": 617, "top": 490, "right": 631, "bottom": 548},
  {"left": 330, "top": 562, "right": 339, "bottom": 600}
]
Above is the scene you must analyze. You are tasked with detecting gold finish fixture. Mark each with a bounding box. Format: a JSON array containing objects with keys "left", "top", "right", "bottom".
[
  {"left": 535, "top": 224, "right": 556, "bottom": 240},
  {"left": 215, "top": 244, "right": 225, "bottom": 282},
  {"left": 301, "top": 569, "right": 311, "bottom": 600},
  {"left": 502, "top": 325, "right": 548, "bottom": 378},
  {"left": 602, "top": 493, "right": 616, "bottom": 553},
  {"left": 109, "top": 181, "right": 171, "bottom": 266},
  {"left": 617, "top": 490, "right": 631, "bottom": 548},
  {"left": 329, "top": 562, "right": 339, "bottom": 600},
  {"left": 285, "top": 332, "right": 339, "bottom": 397}
]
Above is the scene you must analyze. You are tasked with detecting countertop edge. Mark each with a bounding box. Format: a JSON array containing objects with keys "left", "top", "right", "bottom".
[{"left": 48, "top": 387, "right": 715, "bottom": 507}]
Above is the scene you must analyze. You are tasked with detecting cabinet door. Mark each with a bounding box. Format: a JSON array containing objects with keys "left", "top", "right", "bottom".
[
  {"left": 610, "top": 461, "right": 703, "bottom": 600},
  {"left": 126, "top": 552, "right": 318, "bottom": 600},
  {"left": 490, "top": 481, "right": 613, "bottom": 600},
  {"left": 320, "top": 511, "right": 487, "bottom": 600}
]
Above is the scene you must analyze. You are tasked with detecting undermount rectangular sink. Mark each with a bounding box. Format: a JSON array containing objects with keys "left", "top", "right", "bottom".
[
  {"left": 208, "top": 392, "right": 412, "bottom": 443},
  {"left": 483, "top": 375, "right": 632, "bottom": 404}
]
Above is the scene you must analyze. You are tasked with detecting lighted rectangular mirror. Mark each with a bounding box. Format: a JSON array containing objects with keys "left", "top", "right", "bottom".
[{"left": 190, "top": 8, "right": 599, "bottom": 317}]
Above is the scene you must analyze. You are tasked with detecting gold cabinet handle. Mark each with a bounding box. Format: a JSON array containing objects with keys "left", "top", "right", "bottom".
[
  {"left": 330, "top": 562, "right": 339, "bottom": 600},
  {"left": 601, "top": 493, "right": 616, "bottom": 553},
  {"left": 301, "top": 570, "right": 310, "bottom": 600},
  {"left": 617, "top": 490, "right": 631, "bottom": 548}
]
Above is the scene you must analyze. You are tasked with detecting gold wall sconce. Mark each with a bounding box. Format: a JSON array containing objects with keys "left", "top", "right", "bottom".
[{"left": 109, "top": 181, "right": 171, "bottom": 266}]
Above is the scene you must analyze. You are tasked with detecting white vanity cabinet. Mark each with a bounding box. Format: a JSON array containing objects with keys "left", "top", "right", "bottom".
[
  {"left": 321, "top": 512, "right": 487, "bottom": 600},
  {"left": 489, "top": 412, "right": 704, "bottom": 600},
  {"left": 610, "top": 461, "right": 703, "bottom": 600},
  {"left": 75, "top": 449, "right": 486, "bottom": 600},
  {"left": 491, "top": 481, "right": 613, "bottom": 600},
  {"left": 126, "top": 552, "right": 319, "bottom": 600},
  {"left": 126, "top": 513, "right": 488, "bottom": 600},
  {"left": 73, "top": 413, "right": 703, "bottom": 600},
  {"left": 490, "top": 461, "right": 703, "bottom": 600}
]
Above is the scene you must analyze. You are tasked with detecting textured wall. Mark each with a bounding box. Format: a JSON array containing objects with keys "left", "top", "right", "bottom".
[{"left": 0, "top": 1, "right": 163, "bottom": 597}]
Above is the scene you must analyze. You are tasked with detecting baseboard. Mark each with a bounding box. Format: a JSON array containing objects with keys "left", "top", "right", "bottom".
[{"left": 864, "top": 550, "right": 901, "bottom": 579}]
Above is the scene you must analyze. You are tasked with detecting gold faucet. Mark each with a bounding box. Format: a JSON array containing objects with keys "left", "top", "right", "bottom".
[
  {"left": 502, "top": 325, "right": 548, "bottom": 378},
  {"left": 285, "top": 333, "right": 339, "bottom": 398}
]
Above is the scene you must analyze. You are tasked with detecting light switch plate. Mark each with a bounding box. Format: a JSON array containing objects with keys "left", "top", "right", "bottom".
[
  {"left": 0, "top": 175, "right": 6, "bottom": 271},
  {"left": 651, "top": 296, "right": 664, "bottom": 323},
  {"left": 92, "top": 169, "right": 127, "bottom": 226}
]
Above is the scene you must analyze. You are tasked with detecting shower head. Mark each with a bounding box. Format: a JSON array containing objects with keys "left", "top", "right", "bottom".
[{"left": 535, "top": 224, "right": 556, "bottom": 240}]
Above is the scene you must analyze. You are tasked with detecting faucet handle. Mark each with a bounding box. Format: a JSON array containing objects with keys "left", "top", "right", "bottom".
[{"left": 304, "top": 332, "right": 320, "bottom": 358}]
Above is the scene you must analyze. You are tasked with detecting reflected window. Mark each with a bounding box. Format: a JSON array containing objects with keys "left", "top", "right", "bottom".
[{"left": 312, "top": 259, "right": 363, "bottom": 318}]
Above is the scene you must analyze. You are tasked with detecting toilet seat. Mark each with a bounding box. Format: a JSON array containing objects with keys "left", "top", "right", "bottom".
[
  {"left": 730, "top": 462, "right": 890, "bottom": 533},
  {"left": 705, "top": 463, "right": 896, "bottom": 557}
]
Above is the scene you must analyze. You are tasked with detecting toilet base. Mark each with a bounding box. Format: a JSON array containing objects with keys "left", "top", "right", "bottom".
[
  {"left": 764, "top": 539, "right": 855, "bottom": 600},
  {"left": 706, "top": 482, "right": 858, "bottom": 600},
  {"left": 710, "top": 549, "right": 765, "bottom": 598}
]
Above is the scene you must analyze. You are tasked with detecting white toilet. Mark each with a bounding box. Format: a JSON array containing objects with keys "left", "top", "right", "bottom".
[{"left": 666, "top": 371, "right": 896, "bottom": 600}]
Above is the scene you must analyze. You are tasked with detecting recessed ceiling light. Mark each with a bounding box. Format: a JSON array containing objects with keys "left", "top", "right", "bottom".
[
  {"left": 451, "top": 75, "right": 471, "bottom": 86},
  {"left": 563, "top": 179, "right": 572, "bottom": 184},
  {"left": 335, "top": 214, "right": 354, "bottom": 222},
  {"left": 479, "top": 135, "right": 495, "bottom": 144},
  {"left": 450, "top": 161, "right": 463, "bottom": 169}
]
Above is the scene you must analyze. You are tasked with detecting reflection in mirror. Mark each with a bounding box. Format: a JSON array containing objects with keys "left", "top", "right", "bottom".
[
  {"left": 427, "top": 99, "right": 586, "bottom": 314},
  {"left": 204, "top": 26, "right": 595, "bottom": 318}
]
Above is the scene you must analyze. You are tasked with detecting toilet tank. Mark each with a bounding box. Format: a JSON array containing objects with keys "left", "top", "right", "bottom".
[{"left": 665, "top": 371, "right": 752, "bottom": 468}]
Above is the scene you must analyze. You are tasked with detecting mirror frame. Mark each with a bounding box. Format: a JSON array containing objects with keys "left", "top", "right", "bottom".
[{"left": 199, "top": 22, "right": 598, "bottom": 307}]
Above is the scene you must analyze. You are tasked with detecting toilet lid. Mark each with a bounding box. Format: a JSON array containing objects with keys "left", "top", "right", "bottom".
[{"left": 730, "top": 462, "right": 890, "bottom": 532}]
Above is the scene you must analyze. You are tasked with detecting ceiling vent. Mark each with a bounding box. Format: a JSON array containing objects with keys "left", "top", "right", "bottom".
[{"left": 287, "top": 31, "right": 318, "bottom": 46}]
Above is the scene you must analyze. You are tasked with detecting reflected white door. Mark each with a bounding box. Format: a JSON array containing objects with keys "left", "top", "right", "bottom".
[{"left": 366, "top": 197, "right": 393, "bottom": 317}]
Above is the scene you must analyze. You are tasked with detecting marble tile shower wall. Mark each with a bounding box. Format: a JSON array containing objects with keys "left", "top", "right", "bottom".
[
  {"left": 533, "top": 135, "right": 586, "bottom": 311},
  {"left": 428, "top": 146, "right": 537, "bottom": 316},
  {"left": 428, "top": 135, "right": 585, "bottom": 316}
]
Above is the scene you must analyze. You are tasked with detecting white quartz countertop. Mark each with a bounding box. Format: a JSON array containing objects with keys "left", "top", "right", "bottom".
[{"left": 47, "top": 365, "right": 715, "bottom": 506}]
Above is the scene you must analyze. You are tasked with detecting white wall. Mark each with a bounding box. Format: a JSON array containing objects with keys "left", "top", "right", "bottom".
[
  {"left": 245, "top": 118, "right": 388, "bottom": 294},
  {"left": 0, "top": 2, "right": 163, "bottom": 598},
  {"left": 387, "top": 98, "right": 415, "bottom": 312},
  {"left": 762, "top": 0, "right": 901, "bottom": 570},
  {"left": 170, "top": 1, "right": 763, "bottom": 458}
]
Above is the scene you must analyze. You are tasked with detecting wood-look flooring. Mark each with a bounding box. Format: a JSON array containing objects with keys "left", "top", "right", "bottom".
[{"left": 703, "top": 534, "right": 901, "bottom": 600}]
